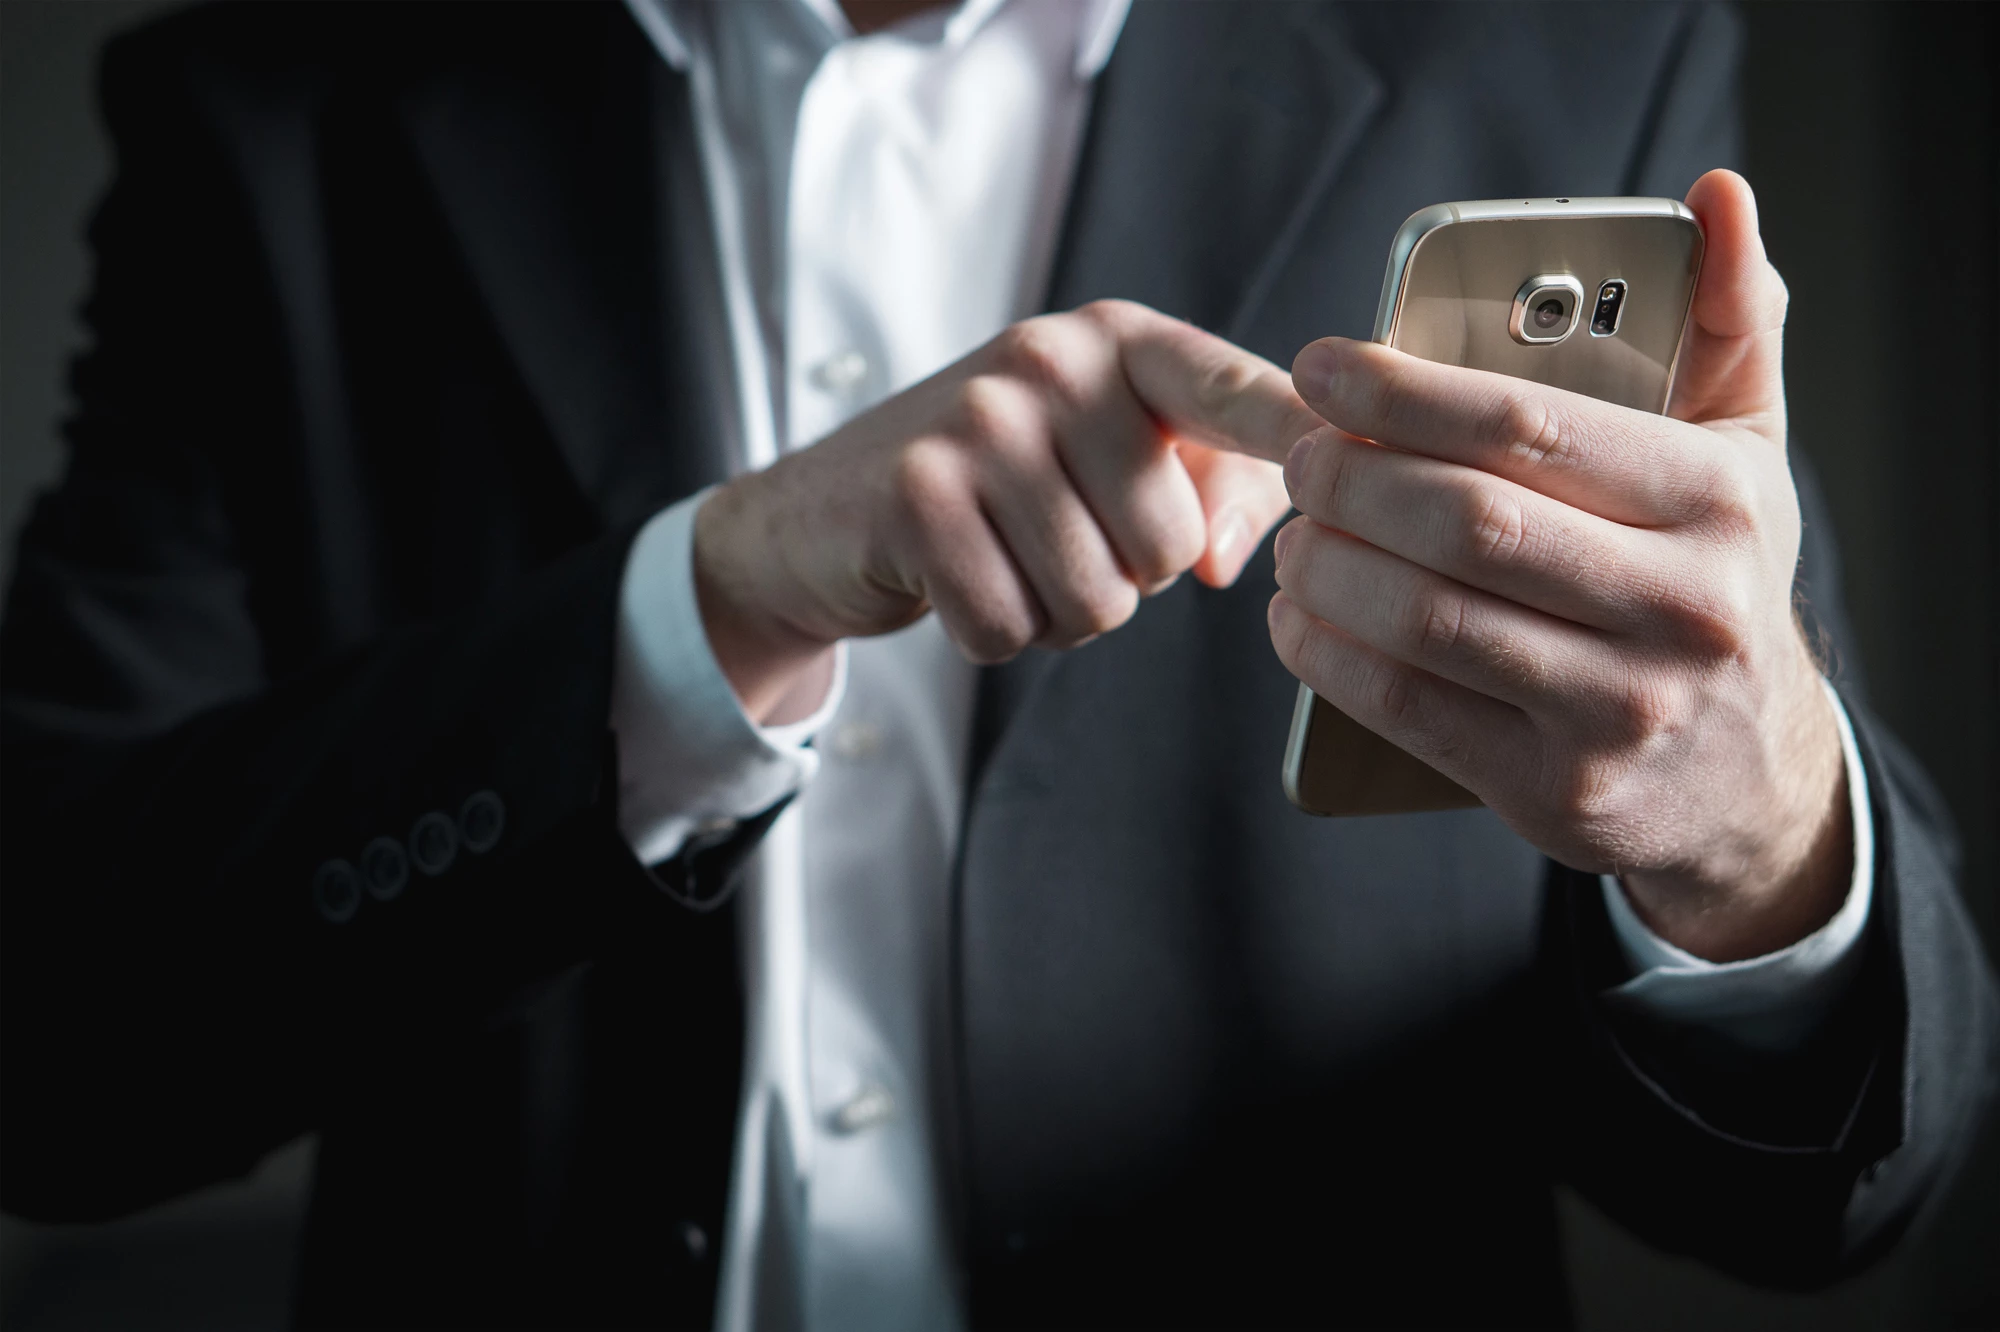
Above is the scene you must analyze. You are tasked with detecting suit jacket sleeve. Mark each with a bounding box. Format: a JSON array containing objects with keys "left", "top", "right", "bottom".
[
  {"left": 1545, "top": 2, "right": 2000, "bottom": 1287},
  {"left": 0, "top": 17, "right": 755, "bottom": 1222}
]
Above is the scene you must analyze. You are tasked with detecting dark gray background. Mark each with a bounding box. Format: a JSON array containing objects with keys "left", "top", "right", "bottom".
[{"left": 1, "top": 2, "right": 1993, "bottom": 1328}]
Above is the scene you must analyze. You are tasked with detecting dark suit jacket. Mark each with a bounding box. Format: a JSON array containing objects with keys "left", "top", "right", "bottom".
[{"left": 3, "top": 3, "right": 1994, "bottom": 1328}]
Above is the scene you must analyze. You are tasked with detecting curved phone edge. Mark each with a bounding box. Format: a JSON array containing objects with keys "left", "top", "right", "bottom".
[
  {"left": 1373, "top": 203, "right": 1458, "bottom": 343},
  {"left": 1658, "top": 221, "right": 1707, "bottom": 411},
  {"left": 1281, "top": 681, "right": 1322, "bottom": 814}
]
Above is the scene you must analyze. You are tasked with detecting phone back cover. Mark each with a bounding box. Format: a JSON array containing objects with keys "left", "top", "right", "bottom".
[{"left": 1290, "top": 204, "right": 1702, "bottom": 817}]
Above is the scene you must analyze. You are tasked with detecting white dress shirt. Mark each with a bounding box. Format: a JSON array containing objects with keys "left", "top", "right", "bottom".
[{"left": 609, "top": 3, "right": 1876, "bottom": 1329}]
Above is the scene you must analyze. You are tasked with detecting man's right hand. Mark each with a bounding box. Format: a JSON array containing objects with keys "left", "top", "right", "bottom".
[{"left": 692, "top": 299, "right": 1319, "bottom": 722}]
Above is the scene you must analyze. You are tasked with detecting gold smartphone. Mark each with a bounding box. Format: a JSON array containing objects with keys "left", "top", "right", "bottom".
[{"left": 1282, "top": 197, "right": 1704, "bottom": 817}]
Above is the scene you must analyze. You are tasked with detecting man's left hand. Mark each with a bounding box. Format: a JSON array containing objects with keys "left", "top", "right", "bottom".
[{"left": 1270, "top": 169, "right": 1850, "bottom": 963}]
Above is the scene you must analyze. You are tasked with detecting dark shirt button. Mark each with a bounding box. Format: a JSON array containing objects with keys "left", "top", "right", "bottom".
[
  {"left": 409, "top": 811, "right": 458, "bottom": 876},
  {"left": 680, "top": 1221, "right": 708, "bottom": 1262},
  {"left": 361, "top": 837, "right": 409, "bottom": 901},
  {"left": 459, "top": 790, "right": 506, "bottom": 854},
  {"left": 313, "top": 859, "right": 362, "bottom": 924}
]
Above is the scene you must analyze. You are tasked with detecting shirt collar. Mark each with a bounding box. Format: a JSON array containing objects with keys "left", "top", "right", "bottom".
[{"left": 625, "top": 0, "right": 1130, "bottom": 80}]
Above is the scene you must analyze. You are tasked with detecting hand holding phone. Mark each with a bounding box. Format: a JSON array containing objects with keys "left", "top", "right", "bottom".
[
  {"left": 1285, "top": 194, "right": 1703, "bottom": 817},
  {"left": 1272, "top": 170, "right": 1852, "bottom": 964}
]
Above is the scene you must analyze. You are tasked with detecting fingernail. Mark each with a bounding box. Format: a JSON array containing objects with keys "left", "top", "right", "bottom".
[
  {"left": 1272, "top": 518, "right": 1295, "bottom": 570},
  {"left": 1293, "top": 339, "right": 1340, "bottom": 400},
  {"left": 1211, "top": 508, "right": 1251, "bottom": 573},
  {"left": 1284, "top": 436, "right": 1313, "bottom": 496}
]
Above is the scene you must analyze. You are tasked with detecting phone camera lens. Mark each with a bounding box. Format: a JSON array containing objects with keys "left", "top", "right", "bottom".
[{"left": 1512, "top": 276, "right": 1584, "bottom": 345}]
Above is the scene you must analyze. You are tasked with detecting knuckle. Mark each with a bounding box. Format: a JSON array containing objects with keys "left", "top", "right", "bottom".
[
  {"left": 1364, "top": 349, "right": 1432, "bottom": 440},
  {"left": 1301, "top": 430, "right": 1354, "bottom": 516},
  {"left": 960, "top": 630, "right": 1017, "bottom": 666},
  {"left": 960, "top": 603, "right": 1036, "bottom": 664},
  {"left": 1166, "top": 516, "right": 1209, "bottom": 576},
  {"left": 1136, "top": 498, "right": 1208, "bottom": 580},
  {"left": 1190, "top": 352, "right": 1266, "bottom": 422},
  {"left": 1544, "top": 761, "right": 1622, "bottom": 831},
  {"left": 1269, "top": 592, "right": 1304, "bottom": 651},
  {"left": 954, "top": 373, "right": 1035, "bottom": 449},
  {"left": 992, "top": 318, "right": 1085, "bottom": 402},
  {"left": 1077, "top": 579, "right": 1140, "bottom": 638},
  {"left": 1370, "top": 658, "right": 1430, "bottom": 732},
  {"left": 1667, "top": 569, "right": 1757, "bottom": 661},
  {"left": 1605, "top": 671, "right": 1685, "bottom": 749},
  {"left": 1576, "top": 660, "right": 1688, "bottom": 752},
  {"left": 1075, "top": 297, "right": 1140, "bottom": 329},
  {"left": 1459, "top": 484, "right": 1530, "bottom": 567},
  {"left": 1671, "top": 449, "right": 1752, "bottom": 532},
  {"left": 1130, "top": 520, "right": 1204, "bottom": 587},
  {"left": 1492, "top": 390, "right": 1566, "bottom": 470},
  {"left": 1268, "top": 596, "right": 1308, "bottom": 673},
  {"left": 1347, "top": 349, "right": 1402, "bottom": 434},
  {"left": 1271, "top": 594, "right": 1341, "bottom": 690},
  {"left": 1411, "top": 589, "right": 1469, "bottom": 661},
  {"left": 889, "top": 439, "right": 961, "bottom": 522},
  {"left": 1693, "top": 460, "right": 1759, "bottom": 541}
]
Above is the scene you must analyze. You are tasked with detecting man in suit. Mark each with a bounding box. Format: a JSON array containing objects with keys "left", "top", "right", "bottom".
[{"left": 1, "top": 2, "right": 1993, "bottom": 1328}]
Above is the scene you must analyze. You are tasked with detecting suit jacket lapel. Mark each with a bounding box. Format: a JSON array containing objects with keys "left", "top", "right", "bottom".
[
  {"left": 1046, "top": 2, "right": 1384, "bottom": 337},
  {"left": 400, "top": 7, "right": 733, "bottom": 531},
  {"left": 967, "top": 2, "right": 1386, "bottom": 787}
]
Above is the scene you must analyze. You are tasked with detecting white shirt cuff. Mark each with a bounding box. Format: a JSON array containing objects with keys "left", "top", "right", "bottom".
[
  {"left": 1599, "top": 678, "right": 1874, "bottom": 1052},
  {"left": 609, "top": 488, "right": 846, "bottom": 867}
]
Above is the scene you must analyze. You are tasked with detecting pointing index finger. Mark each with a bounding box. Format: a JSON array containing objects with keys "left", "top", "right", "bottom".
[{"left": 1088, "top": 300, "right": 1326, "bottom": 464}]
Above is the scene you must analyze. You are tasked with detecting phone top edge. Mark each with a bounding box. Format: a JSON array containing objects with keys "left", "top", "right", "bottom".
[
  {"left": 1445, "top": 196, "right": 1697, "bottom": 223},
  {"left": 1373, "top": 196, "right": 1700, "bottom": 347}
]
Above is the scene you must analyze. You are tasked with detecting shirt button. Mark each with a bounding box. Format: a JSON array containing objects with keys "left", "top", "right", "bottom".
[
  {"left": 680, "top": 1221, "right": 709, "bottom": 1262},
  {"left": 313, "top": 859, "right": 362, "bottom": 924},
  {"left": 828, "top": 1083, "right": 895, "bottom": 1135},
  {"left": 807, "top": 350, "right": 869, "bottom": 395},
  {"left": 408, "top": 811, "right": 459, "bottom": 876},
  {"left": 827, "top": 720, "right": 883, "bottom": 761},
  {"left": 360, "top": 837, "right": 409, "bottom": 901}
]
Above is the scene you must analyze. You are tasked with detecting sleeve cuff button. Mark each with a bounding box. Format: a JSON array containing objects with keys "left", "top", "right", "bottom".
[
  {"left": 361, "top": 836, "right": 409, "bottom": 901},
  {"left": 409, "top": 811, "right": 459, "bottom": 876},
  {"left": 313, "top": 859, "right": 363, "bottom": 924},
  {"left": 459, "top": 790, "right": 506, "bottom": 854}
]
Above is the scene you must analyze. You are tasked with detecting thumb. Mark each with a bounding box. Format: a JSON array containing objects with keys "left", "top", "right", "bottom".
[
  {"left": 1673, "top": 169, "right": 1789, "bottom": 430},
  {"left": 1176, "top": 443, "right": 1291, "bottom": 588}
]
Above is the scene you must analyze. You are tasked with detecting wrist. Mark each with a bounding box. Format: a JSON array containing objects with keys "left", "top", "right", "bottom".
[
  {"left": 692, "top": 483, "right": 839, "bottom": 726},
  {"left": 1621, "top": 656, "right": 1851, "bottom": 962}
]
